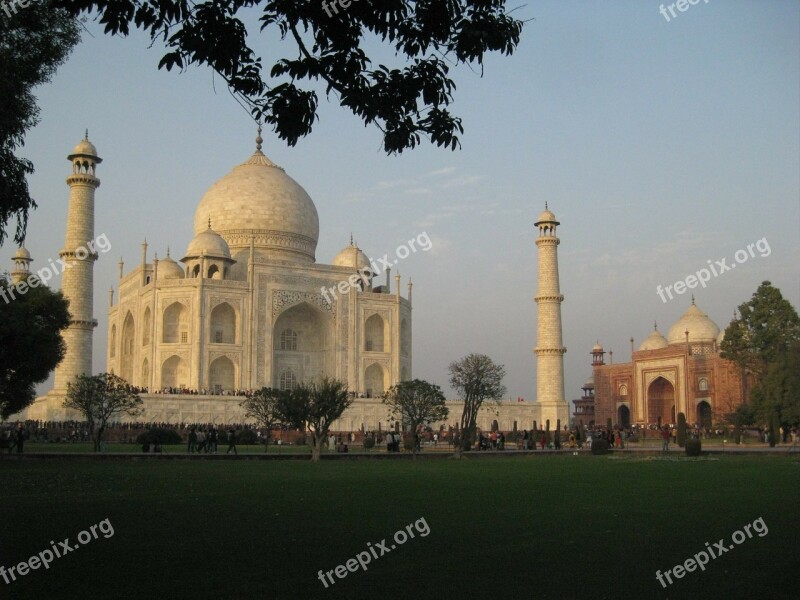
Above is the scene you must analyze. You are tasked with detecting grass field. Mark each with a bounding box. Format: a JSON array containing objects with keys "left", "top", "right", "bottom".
[{"left": 1, "top": 454, "right": 797, "bottom": 599}]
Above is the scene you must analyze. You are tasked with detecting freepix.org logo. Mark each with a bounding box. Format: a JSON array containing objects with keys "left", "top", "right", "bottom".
[{"left": 0, "top": 234, "right": 112, "bottom": 305}]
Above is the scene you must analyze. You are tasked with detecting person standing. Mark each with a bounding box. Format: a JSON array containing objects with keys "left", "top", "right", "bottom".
[
  {"left": 15, "top": 424, "right": 27, "bottom": 454},
  {"left": 227, "top": 428, "right": 237, "bottom": 455},
  {"left": 661, "top": 426, "right": 670, "bottom": 452},
  {"left": 187, "top": 427, "right": 197, "bottom": 453}
]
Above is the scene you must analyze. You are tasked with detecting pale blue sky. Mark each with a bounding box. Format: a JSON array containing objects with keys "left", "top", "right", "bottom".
[{"left": 11, "top": 0, "right": 799, "bottom": 403}]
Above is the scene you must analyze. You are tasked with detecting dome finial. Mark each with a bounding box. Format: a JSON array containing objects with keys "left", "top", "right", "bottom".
[
  {"left": 691, "top": 294, "right": 695, "bottom": 305},
  {"left": 350, "top": 233, "right": 354, "bottom": 246},
  {"left": 167, "top": 246, "right": 170, "bottom": 257},
  {"left": 256, "top": 125, "right": 263, "bottom": 152},
  {"left": 545, "top": 201, "right": 548, "bottom": 210},
  {"left": 654, "top": 320, "right": 658, "bottom": 331},
  {"left": 84, "top": 129, "right": 89, "bottom": 141},
  {"left": 208, "top": 216, "right": 212, "bottom": 229}
]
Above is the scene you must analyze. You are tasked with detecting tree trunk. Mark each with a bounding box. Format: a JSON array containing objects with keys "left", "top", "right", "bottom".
[{"left": 311, "top": 434, "right": 322, "bottom": 462}]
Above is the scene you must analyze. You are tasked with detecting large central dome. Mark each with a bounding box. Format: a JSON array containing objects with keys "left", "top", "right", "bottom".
[{"left": 193, "top": 136, "right": 319, "bottom": 262}]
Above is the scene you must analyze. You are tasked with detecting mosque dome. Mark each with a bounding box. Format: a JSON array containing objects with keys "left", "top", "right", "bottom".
[
  {"left": 592, "top": 342, "right": 604, "bottom": 352},
  {"left": 639, "top": 324, "right": 668, "bottom": 351},
  {"left": 13, "top": 247, "right": 31, "bottom": 260},
  {"left": 158, "top": 253, "right": 184, "bottom": 279},
  {"left": 332, "top": 241, "right": 370, "bottom": 271},
  {"left": 667, "top": 300, "right": 720, "bottom": 345},
  {"left": 583, "top": 374, "right": 594, "bottom": 389},
  {"left": 182, "top": 225, "right": 232, "bottom": 261},
  {"left": 193, "top": 131, "right": 319, "bottom": 262}
]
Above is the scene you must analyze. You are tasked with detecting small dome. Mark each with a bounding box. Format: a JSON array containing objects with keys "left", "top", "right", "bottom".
[
  {"left": 534, "top": 203, "right": 559, "bottom": 226},
  {"left": 182, "top": 225, "right": 232, "bottom": 261},
  {"left": 332, "top": 242, "right": 370, "bottom": 271},
  {"left": 639, "top": 324, "right": 668, "bottom": 351},
  {"left": 592, "top": 342, "right": 604, "bottom": 352},
  {"left": 583, "top": 374, "right": 595, "bottom": 389},
  {"left": 71, "top": 138, "right": 97, "bottom": 156},
  {"left": 13, "top": 247, "right": 31, "bottom": 260},
  {"left": 158, "top": 254, "right": 184, "bottom": 279},
  {"left": 667, "top": 300, "right": 720, "bottom": 345}
]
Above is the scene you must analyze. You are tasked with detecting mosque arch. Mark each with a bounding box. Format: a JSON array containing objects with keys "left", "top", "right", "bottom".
[
  {"left": 618, "top": 404, "right": 631, "bottom": 428},
  {"left": 120, "top": 312, "right": 135, "bottom": 383},
  {"left": 364, "top": 314, "right": 386, "bottom": 352},
  {"left": 272, "top": 302, "right": 333, "bottom": 387},
  {"left": 647, "top": 377, "right": 675, "bottom": 424},
  {"left": 698, "top": 377, "right": 709, "bottom": 391},
  {"left": 208, "top": 265, "right": 220, "bottom": 279},
  {"left": 210, "top": 303, "right": 236, "bottom": 344},
  {"left": 209, "top": 356, "right": 235, "bottom": 392},
  {"left": 697, "top": 401, "right": 712, "bottom": 428},
  {"left": 162, "top": 302, "right": 189, "bottom": 344},
  {"left": 142, "top": 307, "right": 152, "bottom": 346},
  {"left": 161, "top": 355, "right": 189, "bottom": 389},
  {"left": 364, "top": 363, "right": 387, "bottom": 397}
]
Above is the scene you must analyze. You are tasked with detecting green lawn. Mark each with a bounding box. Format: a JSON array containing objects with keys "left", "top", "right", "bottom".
[{"left": 1, "top": 455, "right": 797, "bottom": 599}]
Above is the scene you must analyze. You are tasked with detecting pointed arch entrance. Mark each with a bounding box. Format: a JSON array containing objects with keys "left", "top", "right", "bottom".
[{"left": 647, "top": 377, "right": 675, "bottom": 424}]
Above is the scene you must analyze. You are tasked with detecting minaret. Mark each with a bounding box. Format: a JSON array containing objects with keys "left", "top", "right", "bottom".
[
  {"left": 534, "top": 204, "right": 569, "bottom": 426},
  {"left": 52, "top": 132, "right": 101, "bottom": 391},
  {"left": 10, "top": 247, "right": 33, "bottom": 284}
]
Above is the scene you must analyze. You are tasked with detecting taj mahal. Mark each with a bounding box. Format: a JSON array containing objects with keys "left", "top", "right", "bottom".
[{"left": 21, "top": 130, "right": 581, "bottom": 431}]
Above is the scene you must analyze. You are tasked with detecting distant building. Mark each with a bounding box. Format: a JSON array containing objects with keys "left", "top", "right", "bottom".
[{"left": 590, "top": 300, "right": 745, "bottom": 428}]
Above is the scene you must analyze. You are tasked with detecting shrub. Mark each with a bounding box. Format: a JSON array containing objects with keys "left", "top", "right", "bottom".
[
  {"left": 591, "top": 439, "right": 610, "bottom": 455},
  {"left": 363, "top": 436, "right": 375, "bottom": 449},
  {"left": 685, "top": 438, "right": 702, "bottom": 456},
  {"left": 677, "top": 412, "right": 687, "bottom": 448},
  {"left": 218, "top": 428, "right": 259, "bottom": 445},
  {"left": 136, "top": 428, "right": 182, "bottom": 446}
]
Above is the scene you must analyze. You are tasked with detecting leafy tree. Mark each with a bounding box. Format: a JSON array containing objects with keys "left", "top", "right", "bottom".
[
  {"left": 240, "top": 387, "right": 284, "bottom": 451},
  {"left": 63, "top": 373, "right": 143, "bottom": 451},
  {"left": 448, "top": 353, "right": 506, "bottom": 453},
  {"left": 750, "top": 340, "right": 800, "bottom": 426},
  {"left": 0, "top": 276, "right": 70, "bottom": 418},
  {"left": 54, "top": 0, "right": 523, "bottom": 154},
  {"left": 275, "top": 377, "right": 351, "bottom": 461},
  {"left": 383, "top": 379, "right": 448, "bottom": 458},
  {"left": 721, "top": 281, "right": 800, "bottom": 383},
  {"left": 1, "top": 5, "right": 81, "bottom": 245}
]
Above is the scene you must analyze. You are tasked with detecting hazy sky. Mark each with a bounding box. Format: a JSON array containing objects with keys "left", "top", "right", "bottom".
[{"left": 11, "top": 1, "right": 799, "bottom": 404}]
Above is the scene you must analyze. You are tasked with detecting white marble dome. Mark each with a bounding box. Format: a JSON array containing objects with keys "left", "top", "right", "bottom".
[
  {"left": 13, "top": 247, "right": 31, "bottom": 260},
  {"left": 183, "top": 226, "right": 231, "bottom": 261},
  {"left": 332, "top": 242, "right": 370, "bottom": 271},
  {"left": 193, "top": 137, "right": 319, "bottom": 262},
  {"left": 639, "top": 325, "right": 668, "bottom": 351},
  {"left": 667, "top": 301, "right": 720, "bottom": 345},
  {"left": 158, "top": 254, "right": 184, "bottom": 279}
]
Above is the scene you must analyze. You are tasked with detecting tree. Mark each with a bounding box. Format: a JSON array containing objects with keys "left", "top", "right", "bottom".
[
  {"left": 63, "top": 373, "right": 143, "bottom": 451},
  {"left": 1, "top": 6, "right": 81, "bottom": 245},
  {"left": 676, "top": 412, "right": 687, "bottom": 448},
  {"left": 448, "top": 353, "right": 506, "bottom": 453},
  {"left": 750, "top": 340, "right": 800, "bottom": 427},
  {"left": 383, "top": 379, "right": 448, "bottom": 458},
  {"left": 240, "top": 387, "right": 284, "bottom": 451},
  {"left": 275, "top": 377, "right": 351, "bottom": 461},
  {"left": 55, "top": 0, "right": 523, "bottom": 154},
  {"left": 0, "top": 276, "right": 71, "bottom": 418},
  {"left": 721, "top": 281, "right": 800, "bottom": 384}
]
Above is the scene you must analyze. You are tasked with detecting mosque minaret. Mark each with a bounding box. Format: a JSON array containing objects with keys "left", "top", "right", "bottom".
[
  {"left": 534, "top": 205, "right": 569, "bottom": 426},
  {"left": 52, "top": 132, "right": 101, "bottom": 392}
]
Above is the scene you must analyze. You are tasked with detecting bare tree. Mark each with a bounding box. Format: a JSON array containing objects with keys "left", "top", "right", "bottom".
[
  {"left": 383, "top": 379, "right": 448, "bottom": 458},
  {"left": 240, "top": 388, "right": 284, "bottom": 452},
  {"left": 449, "top": 353, "right": 506, "bottom": 454},
  {"left": 276, "top": 377, "right": 351, "bottom": 462},
  {"left": 63, "top": 373, "right": 143, "bottom": 452}
]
